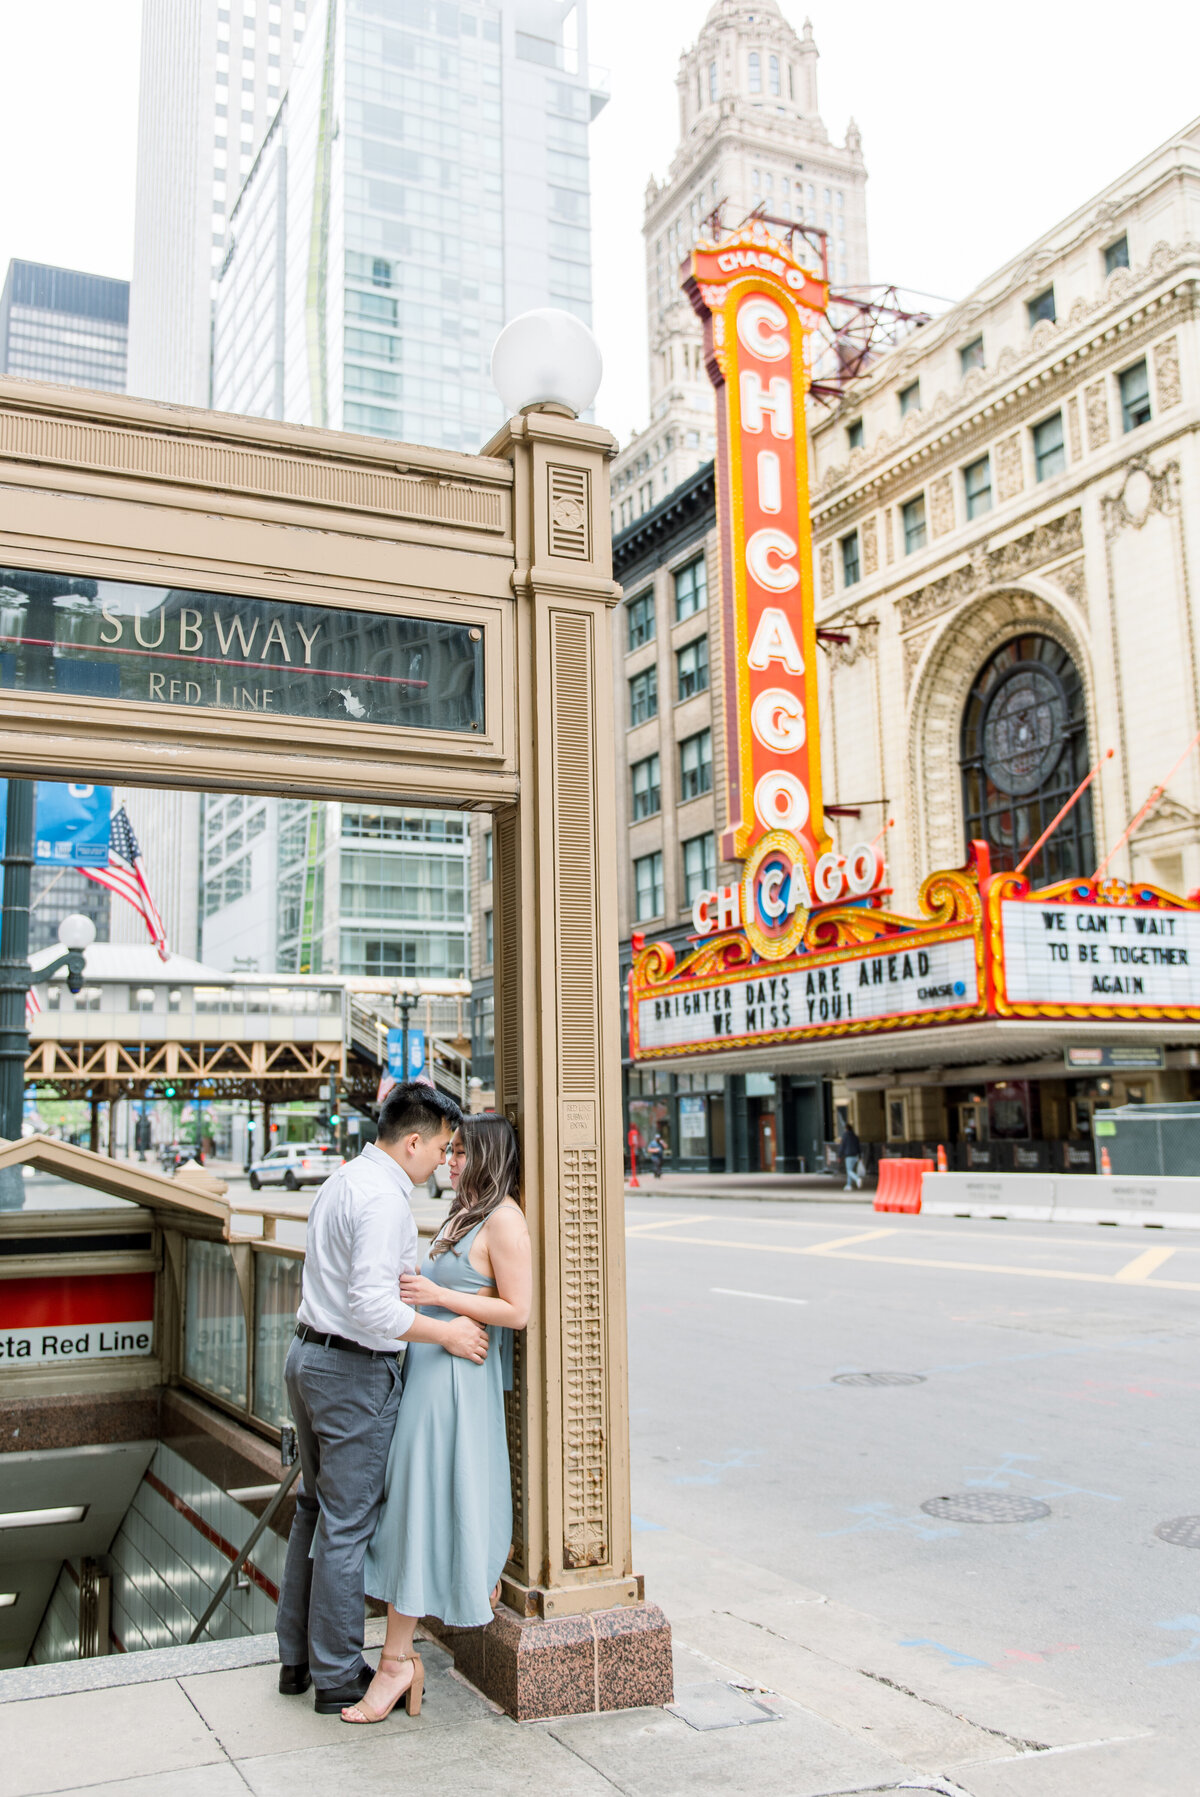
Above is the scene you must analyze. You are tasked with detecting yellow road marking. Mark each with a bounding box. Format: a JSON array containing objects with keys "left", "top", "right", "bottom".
[
  {"left": 626, "top": 1231, "right": 1200, "bottom": 1292},
  {"left": 1112, "top": 1245, "right": 1177, "bottom": 1283},
  {"left": 624, "top": 1214, "right": 711, "bottom": 1236},
  {"left": 806, "top": 1227, "right": 898, "bottom": 1253},
  {"left": 624, "top": 1207, "right": 1200, "bottom": 1254}
]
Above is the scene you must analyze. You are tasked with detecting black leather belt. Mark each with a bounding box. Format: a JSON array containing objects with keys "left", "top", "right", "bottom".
[{"left": 296, "top": 1324, "right": 397, "bottom": 1359}]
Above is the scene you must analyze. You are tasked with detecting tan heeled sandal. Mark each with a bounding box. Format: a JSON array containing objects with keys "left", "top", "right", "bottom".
[{"left": 340, "top": 1651, "right": 424, "bottom": 1723}]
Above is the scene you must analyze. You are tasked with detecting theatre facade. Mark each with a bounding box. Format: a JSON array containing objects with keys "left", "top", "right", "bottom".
[{"left": 615, "top": 120, "right": 1200, "bottom": 1176}]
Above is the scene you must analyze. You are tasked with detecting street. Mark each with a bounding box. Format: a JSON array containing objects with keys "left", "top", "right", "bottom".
[{"left": 625, "top": 1196, "right": 1200, "bottom": 1739}]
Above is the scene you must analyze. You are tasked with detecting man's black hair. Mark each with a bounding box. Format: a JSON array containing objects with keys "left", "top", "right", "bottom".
[{"left": 377, "top": 1080, "right": 463, "bottom": 1144}]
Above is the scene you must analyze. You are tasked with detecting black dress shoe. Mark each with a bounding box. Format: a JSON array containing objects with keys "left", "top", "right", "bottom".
[
  {"left": 313, "top": 1663, "right": 373, "bottom": 1715},
  {"left": 278, "top": 1661, "right": 311, "bottom": 1696}
]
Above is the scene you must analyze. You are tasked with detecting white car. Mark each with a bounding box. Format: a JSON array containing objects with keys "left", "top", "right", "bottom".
[{"left": 247, "top": 1143, "right": 344, "bottom": 1191}]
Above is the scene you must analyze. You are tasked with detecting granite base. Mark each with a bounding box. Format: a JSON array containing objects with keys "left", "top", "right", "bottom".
[{"left": 424, "top": 1600, "right": 673, "bottom": 1722}]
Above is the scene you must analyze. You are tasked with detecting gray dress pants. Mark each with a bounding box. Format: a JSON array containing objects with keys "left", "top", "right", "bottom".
[{"left": 275, "top": 1334, "right": 403, "bottom": 1686}]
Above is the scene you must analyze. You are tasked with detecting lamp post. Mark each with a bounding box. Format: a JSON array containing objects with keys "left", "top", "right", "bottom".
[
  {"left": 0, "top": 778, "right": 35, "bottom": 1148},
  {"left": 394, "top": 985, "right": 415, "bottom": 1084}
]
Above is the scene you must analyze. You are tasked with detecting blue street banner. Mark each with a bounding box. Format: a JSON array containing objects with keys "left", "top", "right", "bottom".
[
  {"left": 0, "top": 780, "right": 112, "bottom": 864},
  {"left": 386, "top": 1027, "right": 426, "bottom": 1080}
]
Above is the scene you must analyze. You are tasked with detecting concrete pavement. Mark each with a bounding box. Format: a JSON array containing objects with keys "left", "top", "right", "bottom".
[
  {"left": 4, "top": 1195, "right": 1197, "bottom": 1794},
  {"left": 1, "top": 1545, "right": 1174, "bottom": 1797}
]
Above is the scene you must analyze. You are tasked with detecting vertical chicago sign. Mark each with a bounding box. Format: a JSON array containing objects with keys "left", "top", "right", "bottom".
[{"left": 685, "top": 232, "right": 830, "bottom": 891}]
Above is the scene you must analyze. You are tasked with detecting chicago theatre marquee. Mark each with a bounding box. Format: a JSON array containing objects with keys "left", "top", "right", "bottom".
[{"left": 618, "top": 121, "right": 1200, "bottom": 1175}]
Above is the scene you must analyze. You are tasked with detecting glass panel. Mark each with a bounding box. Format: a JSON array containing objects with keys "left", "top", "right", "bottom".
[
  {"left": 253, "top": 1251, "right": 302, "bottom": 1428},
  {"left": 185, "top": 1238, "right": 248, "bottom": 1409},
  {"left": 0, "top": 567, "right": 484, "bottom": 734}
]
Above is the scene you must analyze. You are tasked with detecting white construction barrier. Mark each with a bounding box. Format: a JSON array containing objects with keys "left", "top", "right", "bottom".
[{"left": 920, "top": 1170, "right": 1200, "bottom": 1229}]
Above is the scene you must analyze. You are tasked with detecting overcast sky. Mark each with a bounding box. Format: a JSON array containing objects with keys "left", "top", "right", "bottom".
[{"left": 2, "top": 1, "right": 1199, "bottom": 443}]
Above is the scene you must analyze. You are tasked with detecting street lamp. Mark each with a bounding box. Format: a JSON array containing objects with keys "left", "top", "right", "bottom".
[
  {"left": 53, "top": 913, "right": 96, "bottom": 994},
  {"left": 490, "top": 308, "right": 603, "bottom": 418}
]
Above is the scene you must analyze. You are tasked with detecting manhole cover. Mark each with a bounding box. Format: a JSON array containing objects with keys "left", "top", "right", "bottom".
[
  {"left": 921, "top": 1492, "right": 1051, "bottom": 1523},
  {"left": 832, "top": 1371, "right": 926, "bottom": 1387},
  {"left": 1155, "top": 1516, "right": 1200, "bottom": 1548}
]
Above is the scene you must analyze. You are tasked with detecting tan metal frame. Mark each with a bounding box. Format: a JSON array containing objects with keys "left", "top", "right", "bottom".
[{"left": 0, "top": 379, "right": 635, "bottom": 1621}]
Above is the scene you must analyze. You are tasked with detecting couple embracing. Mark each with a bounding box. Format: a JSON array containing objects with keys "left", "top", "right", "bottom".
[{"left": 275, "top": 1081, "right": 531, "bottom": 1722}]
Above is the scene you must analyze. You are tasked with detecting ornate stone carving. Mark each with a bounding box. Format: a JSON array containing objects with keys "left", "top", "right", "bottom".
[
  {"left": 1030, "top": 317, "right": 1059, "bottom": 353},
  {"left": 903, "top": 625, "right": 934, "bottom": 686},
  {"left": 1045, "top": 555, "right": 1087, "bottom": 613},
  {"left": 898, "top": 510, "right": 1083, "bottom": 632},
  {"left": 994, "top": 432, "right": 1024, "bottom": 502},
  {"left": 819, "top": 541, "right": 834, "bottom": 600},
  {"left": 1066, "top": 395, "right": 1081, "bottom": 462},
  {"left": 861, "top": 513, "right": 878, "bottom": 576},
  {"left": 561, "top": 1144, "right": 607, "bottom": 1569},
  {"left": 1103, "top": 457, "right": 1180, "bottom": 538},
  {"left": 884, "top": 509, "right": 894, "bottom": 564},
  {"left": 827, "top": 612, "right": 878, "bottom": 668},
  {"left": 1132, "top": 793, "right": 1200, "bottom": 839},
  {"left": 1085, "top": 381, "right": 1110, "bottom": 451},
  {"left": 1154, "top": 335, "right": 1182, "bottom": 410},
  {"left": 929, "top": 474, "right": 955, "bottom": 538}
]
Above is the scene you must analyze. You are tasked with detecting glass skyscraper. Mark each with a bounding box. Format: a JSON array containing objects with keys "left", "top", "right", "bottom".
[
  {"left": 213, "top": 0, "right": 603, "bottom": 453},
  {"left": 200, "top": 0, "right": 602, "bottom": 983}
]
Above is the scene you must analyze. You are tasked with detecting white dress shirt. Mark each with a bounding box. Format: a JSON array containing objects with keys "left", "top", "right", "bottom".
[{"left": 297, "top": 1140, "right": 419, "bottom": 1351}]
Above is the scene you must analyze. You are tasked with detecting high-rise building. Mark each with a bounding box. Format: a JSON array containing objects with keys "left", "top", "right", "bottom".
[
  {"left": 610, "top": 1, "right": 868, "bottom": 529},
  {"left": 201, "top": 0, "right": 603, "bottom": 987},
  {"left": 127, "top": 0, "right": 309, "bottom": 407},
  {"left": 212, "top": 0, "right": 605, "bottom": 454},
  {"left": 200, "top": 795, "right": 470, "bottom": 979},
  {"left": 125, "top": 1, "right": 310, "bottom": 960},
  {"left": 0, "top": 260, "right": 128, "bottom": 393}
]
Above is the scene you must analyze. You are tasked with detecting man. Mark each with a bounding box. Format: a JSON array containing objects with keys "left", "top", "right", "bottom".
[
  {"left": 838, "top": 1119, "right": 864, "bottom": 1192},
  {"left": 647, "top": 1131, "right": 666, "bottom": 1179},
  {"left": 275, "top": 1081, "right": 487, "bottom": 1713}
]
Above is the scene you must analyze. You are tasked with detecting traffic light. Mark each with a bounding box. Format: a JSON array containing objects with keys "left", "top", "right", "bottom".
[
  {"left": 328, "top": 1115, "right": 340, "bottom": 1129},
  {"left": 163, "top": 1084, "right": 177, "bottom": 1098}
]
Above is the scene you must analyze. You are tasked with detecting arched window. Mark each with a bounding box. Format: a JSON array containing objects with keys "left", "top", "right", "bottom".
[
  {"left": 768, "top": 53, "right": 780, "bottom": 94},
  {"left": 748, "top": 50, "right": 761, "bottom": 93},
  {"left": 708, "top": 60, "right": 718, "bottom": 101},
  {"left": 960, "top": 634, "right": 1093, "bottom": 886}
]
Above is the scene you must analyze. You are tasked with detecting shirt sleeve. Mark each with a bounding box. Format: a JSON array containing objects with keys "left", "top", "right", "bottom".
[{"left": 346, "top": 1187, "right": 417, "bottom": 1344}]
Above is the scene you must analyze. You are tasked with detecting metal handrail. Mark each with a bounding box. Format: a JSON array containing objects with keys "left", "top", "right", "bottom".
[{"left": 187, "top": 1458, "right": 303, "bottom": 1643}]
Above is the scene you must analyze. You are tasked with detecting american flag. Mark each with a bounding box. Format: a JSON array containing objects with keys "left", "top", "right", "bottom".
[{"left": 82, "top": 806, "right": 169, "bottom": 961}]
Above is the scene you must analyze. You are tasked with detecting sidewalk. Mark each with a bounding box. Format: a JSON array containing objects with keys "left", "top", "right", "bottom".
[{"left": 1, "top": 1524, "right": 1175, "bottom": 1797}]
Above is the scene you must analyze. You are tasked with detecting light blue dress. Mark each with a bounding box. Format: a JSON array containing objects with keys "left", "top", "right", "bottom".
[{"left": 364, "top": 1218, "right": 514, "bottom": 1628}]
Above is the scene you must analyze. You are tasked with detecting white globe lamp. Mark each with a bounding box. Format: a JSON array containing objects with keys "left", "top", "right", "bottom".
[
  {"left": 57, "top": 914, "right": 97, "bottom": 951},
  {"left": 491, "top": 308, "right": 603, "bottom": 419}
]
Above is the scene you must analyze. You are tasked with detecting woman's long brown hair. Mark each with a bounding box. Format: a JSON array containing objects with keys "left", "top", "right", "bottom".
[{"left": 429, "top": 1113, "right": 521, "bottom": 1257}]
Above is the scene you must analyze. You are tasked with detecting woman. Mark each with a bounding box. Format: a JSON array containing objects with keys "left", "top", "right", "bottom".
[{"left": 345, "top": 1113, "right": 531, "bottom": 1723}]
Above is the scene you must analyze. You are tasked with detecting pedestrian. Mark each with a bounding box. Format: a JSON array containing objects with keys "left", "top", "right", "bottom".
[
  {"left": 275, "top": 1081, "right": 488, "bottom": 1715},
  {"left": 647, "top": 1130, "right": 666, "bottom": 1178},
  {"left": 347, "top": 1113, "right": 531, "bottom": 1723},
  {"left": 838, "top": 1119, "right": 864, "bottom": 1191}
]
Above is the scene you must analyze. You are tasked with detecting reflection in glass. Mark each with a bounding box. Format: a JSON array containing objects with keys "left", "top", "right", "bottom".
[
  {"left": 184, "top": 1240, "right": 248, "bottom": 1409},
  {"left": 253, "top": 1252, "right": 302, "bottom": 1428}
]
